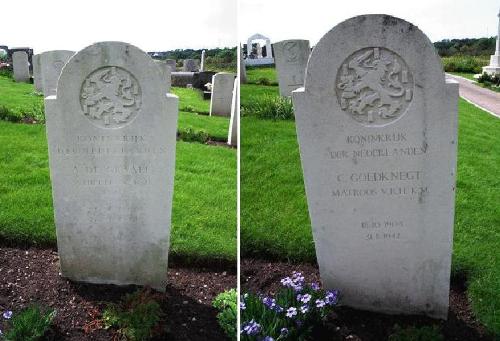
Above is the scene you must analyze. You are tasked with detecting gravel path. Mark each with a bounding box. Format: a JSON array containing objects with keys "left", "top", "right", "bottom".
[{"left": 446, "top": 74, "right": 500, "bottom": 118}]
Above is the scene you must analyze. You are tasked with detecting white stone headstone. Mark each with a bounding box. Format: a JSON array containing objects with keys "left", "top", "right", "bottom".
[
  {"left": 228, "top": 78, "right": 238, "bottom": 146},
  {"left": 200, "top": 50, "right": 206, "bottom": 72},
  {"left": 154, "top": 60, "right": 172, "bottom": 93},
  {"left": 32, "top": 54, "right": 43, "bottom": 92},
  {"left": 183, "top": 59, "right": 197, "bottom": 72},
  {"left": 210, "top": 72, "right": 235, "bottom": 117},
  {"left": 292, "top": 15, "right": 458, "bottom": 319},
  {"left": 273, "top": 39, "right": 310, "bottom": 97},
  {"left": 482, "top": 9, "right": 500, "bottom": 75},
  {"left": 12, "top": 51, "right": 30, "bottom": 83},
  {"left": 44, "top": 41, "right": 179, "bottom": 291},
  {"left": 165, "top": 59, "right": 176, "bottom": 72},
  {"left": 41, "top": 50, "right": 75, "bottom": 97}
]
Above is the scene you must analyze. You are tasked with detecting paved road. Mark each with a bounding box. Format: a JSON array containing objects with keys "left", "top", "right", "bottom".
[{"left": 446, "top": 74, "right": 500, "bottom": 118}]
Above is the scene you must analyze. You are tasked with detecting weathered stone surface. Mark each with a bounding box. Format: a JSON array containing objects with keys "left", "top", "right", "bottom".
[
  {"left": 33, "top": 54, "right": 43, "bottom": 92},
  {"left": 44, "top": 41, "right": 179, "bottom": 291},
  {"left": 210, "top": 72, "right": 235, "bottom": 116},
  {"left": 171, "top": 71, "right": 195, "bottom": 87},
  {"left": 240, "top": 47, "right": 247, "bottom": 83},
  {"left": 274, "top": 39, "right": 310, "bottom": 97},
  {"left": 183, "top": 59, "right": 197, "bottom": 72},
  {"left": 154, "top": 60, "right": 172, "bottom": 93},
  {"left": 40, "top": 50, "right": 75, "bottom": 97},
  {"left": 12, "top": 51, "right": 30, "bottom": 83},
  {"left": 292, "top": 15, "right": 458, "bottom": 319},
  {"left": 165, "top": 59, "right": 176, "bottom": 72},
  {"left": 228, "top": 77, "right": 238, "bottom": 146}
]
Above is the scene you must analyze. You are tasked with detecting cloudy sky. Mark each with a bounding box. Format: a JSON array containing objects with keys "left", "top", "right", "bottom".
[
  {"left": 2, "top": 0, "right": 237, "bottom": 53},
  {"left": 239, "top": 0, "right": 499, "bottom": 45}
]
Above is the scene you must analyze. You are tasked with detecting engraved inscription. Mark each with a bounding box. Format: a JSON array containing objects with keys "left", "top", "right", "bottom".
[
  {"left": 80, "top": 66, "right": 142, "bottom": 128},
  {"left": 336, "top": 47, "right": 414, "bottom": 126}
]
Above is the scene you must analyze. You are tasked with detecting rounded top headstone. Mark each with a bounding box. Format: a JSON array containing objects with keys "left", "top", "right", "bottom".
[
  {"left": 58, "top": 41, "right": 165, "bottom": 130},
  {"left": 303, "top": 15, "right": 445, "bottom": 128}
]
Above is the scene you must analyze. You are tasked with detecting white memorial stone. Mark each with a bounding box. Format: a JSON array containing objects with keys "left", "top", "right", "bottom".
[
  {"left": 33, "top": 54, "right": 43, "bottom": 92},
  {"left": 41, "top": 50, "right": 75, "bottom": 97},
  {"left": 200, "top": 50, "right": 206, "bottom": 72},
  {"left": 183, "top": 59, "right": 197, "bottom": 72},
  {"left": 44, "top": 41, "right": 179, "bottom": 291},
  {"left": 12, "top": 51, "right": 30, "bottom": 83},
  {"left": 274, "top": 39, "right": 310, "bottom": 97},
  {"left": 165, "top": 59, "right": 176, "bottom": 72},
  {"left": 154, "top": 60, "right": 172, "bottom": 93},
  {"left": 228, "top": 78, "right": 238, "bottom": 146},
  {"left": 210, "top": 72, "right": 235, "bottom": 117},
  {"left": 482, "top": 9, "right": 500, "bottom": 75},
  {"left": 246, "top": 33, "right": 275, "bottom": 66},
  {"left": 292, "top": 15, "right": 458, "bottom": 319}
]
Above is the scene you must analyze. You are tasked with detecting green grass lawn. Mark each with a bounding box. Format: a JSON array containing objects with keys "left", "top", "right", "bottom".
[
  {"left": 245, "top": 67, "right": 278, "bottom": 85},
  {"left": 241, "top": 83, "right": 500, "bottom": 333},
  {"left": 0, "top": 121, "right": 236, "bottom": 261},
  {"left": 448, "top": 71, "right": 477, "bottom": 81}
]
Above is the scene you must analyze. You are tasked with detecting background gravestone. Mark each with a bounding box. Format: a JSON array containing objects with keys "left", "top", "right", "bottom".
[
  {"left": 32, "top": 54, "right": 43, "bottom": 92},
  {"left": 183, "top": 58, "right": 198, "bottom": 72},
  {"left": 154, "top": 59, "right": 172, "bottom": 93},
  {"left": 12, "top": 51, "right": 30, "bottom": 83},
  {"left": 210, "top": 72, "right": 235, "bottom": 116},
  {"left": 239, "top": 47, "right": 247, "bottom": 83},
  {"left": 41, "top": 50, "right": 75, "bottom": 97},
  {"left": 44, "top": 41, "right": 179, "bottom": 291},
  {"left": 273, "top": 39, "right": 310, "bottom": 97},
  {"left": 292, "top": 15, "right": 458, "bottom": 318},
  {"left": 165, "top": 59, "right": 176, "bottom": 72},
  {"left": 228, "top": 77, "right": 238, "bottom": 146}
]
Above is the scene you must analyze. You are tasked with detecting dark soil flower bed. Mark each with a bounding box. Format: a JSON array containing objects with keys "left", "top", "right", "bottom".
[
  {"left": 241, "top": 258, "right": 493, "bottom": 340},
  {"left": 0, "top": 246, "right": 235, "bottom": 340}
]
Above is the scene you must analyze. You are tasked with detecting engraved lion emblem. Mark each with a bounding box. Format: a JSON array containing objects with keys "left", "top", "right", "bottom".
[
  {"left": 336, "top": 47, "right": 413, "bottom": 126},
  {"left": 80, "top": 66, "right": 142, "bottom": 128}
]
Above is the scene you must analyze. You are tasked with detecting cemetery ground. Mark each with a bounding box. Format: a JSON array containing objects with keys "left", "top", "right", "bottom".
[
  {"left": 0, "top": 74, "right": 236, "bottom": 340},
  {"left": 241, "top": 66, "right": 499, "bottom": 340}
]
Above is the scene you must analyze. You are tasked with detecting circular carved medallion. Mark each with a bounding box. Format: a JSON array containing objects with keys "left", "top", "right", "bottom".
[
  {"left": 335, "top": 47, "right": 413, "bottom": 126},
  {"left": 80, "top": 66, "right": 142, "bottom": 128}
]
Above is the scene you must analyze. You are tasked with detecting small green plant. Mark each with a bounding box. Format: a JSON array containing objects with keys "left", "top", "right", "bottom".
[
  {"left": 0, "top": 69, "right": 12, "bottom": 79},
  {"left": 241, "top": 272, "right": 338, "bottom": 340},
  {"left": 178, "top": 128, "right": 210, "bottom": 143},
  {"left": 256, "top": 77, "right": 271, "bottom": 86},
  {"left": 478, "top": 72, "right": 500, "bottom": 87},
  {"left": 242, "top": 96, "right": 294, "bottom": 121},
  {"left": 213, "top": 289, "right": 237, "bottom": 340},
  {"left": 183, "top": 104, "right": 197, "bottom": 113},
  {"left": 1, "top": 305, "right": 56, "bottom": 341},
  {"left": 389, "top": 324, "right": 444, "bottom": 341},
  {"left": 102, "top": 289, "right": 163, "bottom": 341}
]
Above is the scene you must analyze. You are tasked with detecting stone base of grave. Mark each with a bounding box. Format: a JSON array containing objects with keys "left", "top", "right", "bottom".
[
  {"left": 245, "top": 57, "right": 274, "bottom": 66},
  {"left": 482, "top": 65, "right": 500, "bottom": 75},
  {"left": 203, "top": 91, "right": 211, "bottom": 100},
  {"left": 482, "top": 55, "right": 500, "bottom": 75}
]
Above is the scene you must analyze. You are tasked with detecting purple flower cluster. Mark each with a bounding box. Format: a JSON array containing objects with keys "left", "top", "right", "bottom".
[
  {"left": 262, "top": 297, "right": 283, "bottom": 313},
  {"left": 0, "top": 310, "right": 13, "bottom": 336},
  {"left": 241, "top": 319, "right": 261, "bottom": 336},
  {"left": 325, "top": 290, "right": 339, "bottom": 305},
  {"left": 280, "top": 271, "right": 305, "bottom": 292}
]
